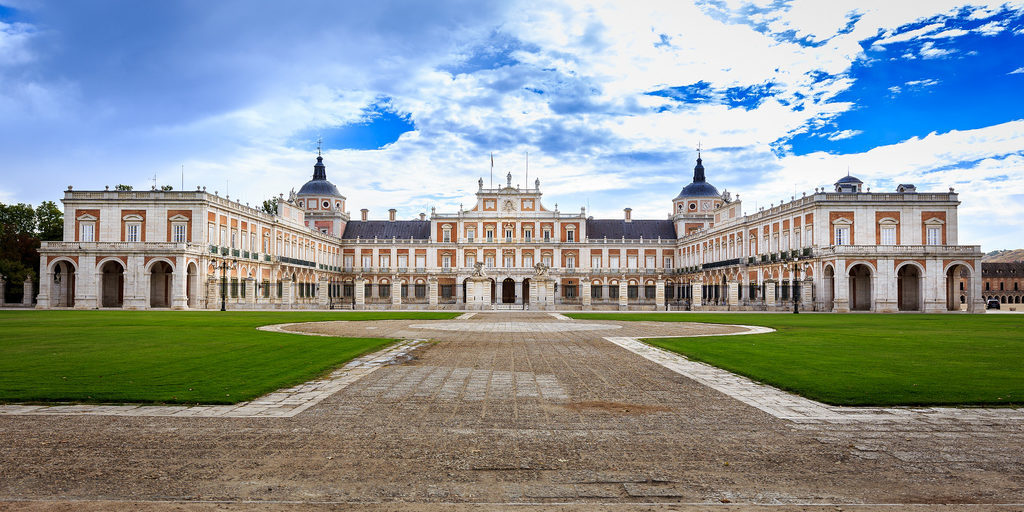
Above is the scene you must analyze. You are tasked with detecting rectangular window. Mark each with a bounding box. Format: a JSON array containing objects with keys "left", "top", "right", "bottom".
[
  {"left": 441, "top": 255, "right": 451, "bottom": 269},
  {"left": 805, "top": 227, "right": 812, "bottom": 247},
  {"left": 563, "top": 285, "right": 577, "bottom": 298},
  {"left": 524, "top": 229, "right": 532, "bottom": 242},
  {"left": 609, "top": 286, "right": 619, "bottom": 299},
  {"left": 172, "top": 223, "right": 187, "bottom": 243},
  {"left": 627, "top": 255, "right": 638, "bottom": 269},
  {"left": 397, "top": 255, "right": 408, "bottom": 268},
  {"left": 220, "top": 226, "right": 227, "bottom": 246},
  {"left": 609, "top": 256, "right": 620, "bottom": 269},
  {"left": 231, "top": 229, "right": 237, "bottom": 248},
  {"left": 208, "top": 224, "right": 215, "bottom": 244},
  {"left": 485, "top": 256, "right": 495, "bottom": 268},
  {"left": 81, "top": 223, "right": 95, "bottom": 242},
  {"left": 361, "top": 255, "right": 372, "bottom": 268},
  {"left": 566, "top": 230, "right": 575, "bottom": 242},
  {"left": 664, "top": 257, "right": 673, "bottom": 269},
  {"left": 645, "top": 256, "right": 656, "bottom": 268},
  {"left": 467, "top": 228, "right": 475, "bottom": 242},
  {"left": 415, "top": 255, "right": 426, "bottom": 268},
  {"left": 126, "top": 223, "right": 139, "bottom": 242},
  {"left": 379, "top": 255, "right": 390, "bottom": 269},
  {"left": 442, "top": 229, "right": 451, "bottom": 243},
  {"left": 379, "top": 285, "right": 390, "bottom": 298},
  {"left": 523, "top": 255, "right": 533, "bottom": 268},
  {"left": 565, "top": 255, "right": 575, "bottom": 268},
  {"left": 466, "top": 254, "right": 476, "bottom": 267},
  {"left": 880, "top": 226, "right": 896, "bottom": 245},
  {"left": 644, "top": 285, "right": 656, "bottom": 299},
  {"left": 794, "top": 231, "right": 801, "bottom": 248},
  {"left": 441, "top": 284, "right": 454, "bottom": 299},
  {"left": 591, "top": 256, "right": 601, "bottom": 268},
  {"left": 505, "top": 229, "right": 513, "bottom": 242},
  {"left": 542, "top": 255, "right": 552, "bottom": 267},
  {"left": 591, "top": 285, "right": 602, "bottom": 299},
  {"left": 926, "top": 226, "right": 941, "bottom": 245},
  {"left": 415, "top": 284, "right": 426, "bottom": 299},
  {"left": 486, "top": 229, "right": 494, "bottom": 242},
  {"left": 627, "top": 285, "right": 639, "bottom": 299},
  {"left": 504, "top": 255, "right": 515, "bottom": 267},
  {"left": 543, "top": 230, "right": 551, "bottom": 242},
  {"left": 835, "top": 226, "right": 850, "bottom": 245}
]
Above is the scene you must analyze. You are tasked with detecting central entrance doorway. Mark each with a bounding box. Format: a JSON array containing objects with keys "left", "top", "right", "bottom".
[{"left": 502, "top": 278, "right": 515, "bottom": 304}]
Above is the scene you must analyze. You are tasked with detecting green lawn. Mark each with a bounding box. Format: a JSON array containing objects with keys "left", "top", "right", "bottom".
[
  {"left": 567, "top": 313, "right": 1024, "bottom": 407},
  {"left": 0, "top": 310, "right": 456, "bottom": 405}
]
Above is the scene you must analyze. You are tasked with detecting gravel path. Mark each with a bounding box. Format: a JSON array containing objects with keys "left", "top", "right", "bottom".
[{"left": 1, "top": 312, "right": 1021, "bottom": 509}]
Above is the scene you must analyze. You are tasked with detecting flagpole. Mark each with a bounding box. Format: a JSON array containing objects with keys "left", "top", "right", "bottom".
[
  {"left": 526, "top": 151, "right": 529, "bottom": 189},
  {"left": 490, "top": 152, "right": 493, "bottom": 188}
]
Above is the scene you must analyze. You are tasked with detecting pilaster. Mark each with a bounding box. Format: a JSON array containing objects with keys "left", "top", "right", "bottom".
[
  {"left": 655, "top": 279, "right": 665, "bottom": 309},
  {"left": 428, "top": 276, "right": 438, "bottom": 307},
  {"left": 765, "top": 280, "right": 777, "bottom": 306}
]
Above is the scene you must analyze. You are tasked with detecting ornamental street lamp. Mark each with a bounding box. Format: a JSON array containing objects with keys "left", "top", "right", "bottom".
[
  {"left": 218, "top": 259, "right": 236, "bottom": 311},
  {"left": 792, "top": 261, "right": 800, "bottom": 314}
]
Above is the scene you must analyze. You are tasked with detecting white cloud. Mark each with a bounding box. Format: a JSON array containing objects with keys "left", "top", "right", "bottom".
[
  {"left": 0, "top": 20, "right": 35, "bottom": 66},
  {"left": 1010, "top": 67, "right": 1024, "bottom": 74},
  {"left": 919, "top": 41, "right": 953, "bottom": 59},
  {"left": 826, "top": 129, "right": 862, "bottom": 140}
]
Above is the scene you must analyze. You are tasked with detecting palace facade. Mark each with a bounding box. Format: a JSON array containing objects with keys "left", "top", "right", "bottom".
[{"left": 35, "top": 153, "right": 985, "bottom": 312}]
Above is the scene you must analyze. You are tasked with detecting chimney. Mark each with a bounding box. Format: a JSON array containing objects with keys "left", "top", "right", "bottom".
[
  {"left": 360, "top": 208, "right": 368, "bottom": 221},
  {"left": 389, "top": 208, "right": 397, "bottom": 222},
  {"left": 624, "top": 208, "right": 632, "bottom": 222},
  {"left": 419, "top": 213, "right": 426, "bottom": 221}
]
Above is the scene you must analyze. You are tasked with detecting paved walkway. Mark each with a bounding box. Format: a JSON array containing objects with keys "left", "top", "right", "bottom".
[{"left": 1, "top": 312, "right": 1022, "bottom": 507}]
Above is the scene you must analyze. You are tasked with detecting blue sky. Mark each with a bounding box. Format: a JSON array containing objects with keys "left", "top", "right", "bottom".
[{"left": 1, "top": 1, "right": 1023, "bottom": 250}]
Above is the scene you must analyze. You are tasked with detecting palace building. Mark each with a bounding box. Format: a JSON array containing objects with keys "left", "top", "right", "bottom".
[{"left": 35, "top": 152, "right": 985, "bottom": 312}]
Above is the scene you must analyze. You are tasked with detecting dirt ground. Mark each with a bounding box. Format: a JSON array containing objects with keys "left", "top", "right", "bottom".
[{"left": 1, "top": 312, "right": 1022, "bottom": 511}]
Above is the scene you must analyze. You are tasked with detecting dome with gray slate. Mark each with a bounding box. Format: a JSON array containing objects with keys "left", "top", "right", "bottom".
[
  {"left": 297, "top": 156, "right": 342, "bottom": 197},
  {"left": 674, "top": 156, "right": 720, "bottom": 199}
]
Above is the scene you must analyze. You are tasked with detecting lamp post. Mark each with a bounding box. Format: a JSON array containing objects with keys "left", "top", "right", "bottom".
[
  {"left": 218, "top": 259, "right": 235, "bottom": 312},
  {"left": 792, "top": 261, "right": 800, "bottom": 314}
]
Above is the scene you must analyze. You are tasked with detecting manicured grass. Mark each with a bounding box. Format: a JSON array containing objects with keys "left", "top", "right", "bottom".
[
  {"left": 567, "top": 312, "right": 1024, "bottom": 407},
  {"left": 0, "top": 310, "right": 456, "bottom": 405}
]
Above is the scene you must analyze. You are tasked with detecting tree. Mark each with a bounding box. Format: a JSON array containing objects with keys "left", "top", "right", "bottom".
[
  {"left": 0, "top": 202, "right": 36, "bottom": 234},
  {"left": 115, "top": 184, "right": 133, "bottom": 191},
  {"left": 36, "top": 201, "right": 63, "bottom": 241},
  {"left": 160, "top": 185, "right": 173, "bottom": 191},
  {"left": 0, "top": 202, "right": 40, "bottom": 303},
  {"left": 261, "top": 197, "right": 279, "bottom": 216}
]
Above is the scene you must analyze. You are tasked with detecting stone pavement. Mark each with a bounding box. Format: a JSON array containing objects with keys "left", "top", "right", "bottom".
[
  {"left": 606, "top": 335, "right": 1024, "bottom": 426},
  {"left": 1, "top": 312, "right": 1022, "bottom": 508},
  {"left": 0, "top": 338, "right": 426, "bottom": 418}
]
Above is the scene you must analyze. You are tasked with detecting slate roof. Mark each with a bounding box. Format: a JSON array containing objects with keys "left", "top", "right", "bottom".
[
  {"left": 341, "top": 220, "right": 431, "bottom": 240},
  {"left": 586, "top": 219, "right": 676, "bottom": 240}
]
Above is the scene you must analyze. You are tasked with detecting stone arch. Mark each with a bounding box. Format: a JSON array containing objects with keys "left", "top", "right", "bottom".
[
  {"left": 895, "top": 262, "right": 923, "bottom": 312},
  {"left": 848, "top": 263, "right": 873, "bottom": 311},
  {"left": 98, "top": 259, "right": 125, "bottom": 308},
  {"left": 186, "top": 261, "right": 198, "bottom": 308},
  {"left": 945, "top": 263, "right": 973, "bottom": 311},
  {"left": 501, "top": 277, "right": 515, "bottom": 304},
  {"left": 149, "top": 260, "right": 173, "bottom": 308},
  {"left": 49, "top": 258, "right": 77, "bottom": 307},
  {"left": 822, "top": 264, "right": 835, "bottom": 312}
]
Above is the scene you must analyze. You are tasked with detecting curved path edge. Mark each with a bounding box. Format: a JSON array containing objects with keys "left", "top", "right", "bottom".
[
  {"left": 0, "top": 325, "right": 424, "bottom": 418},
  {"left": 607, "top": 334, "right": 1024, "bottom": 425}
]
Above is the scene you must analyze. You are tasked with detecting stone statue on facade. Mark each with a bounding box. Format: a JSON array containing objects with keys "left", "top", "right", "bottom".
[
  {"left": 472, "top": 261, "right": 486, "bottom": 277},
  {"left": 533, "top": 262, "right": 549, "bottom": 276}
]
